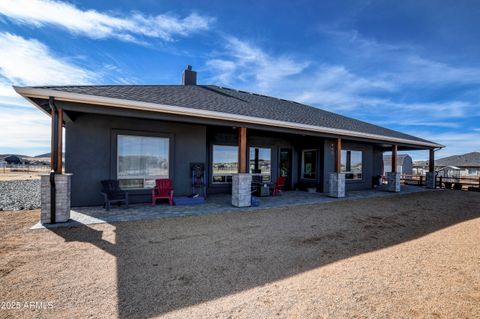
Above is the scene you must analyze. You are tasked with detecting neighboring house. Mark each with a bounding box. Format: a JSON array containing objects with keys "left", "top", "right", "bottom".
[
  {"left": 412, "top": 160, "right": 428, "bottom": 175},
  {"left": 435, "top": 152, "right": 480, "bottom": 177},
  {"left": 14, "top": 66, "right": 442, "bottom": 206},
  {"left": 413, "top": 152, "right": 480, "bottom": 177},
  {"left": 383, "top": 154, "right": 413, "bottom": 175}
]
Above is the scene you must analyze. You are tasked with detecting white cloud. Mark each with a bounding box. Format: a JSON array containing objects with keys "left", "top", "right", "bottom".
[
  {"left": 0, "top": 32, "right": 101, "bottom": 155},
  {"left": 206, "top": 37, "right": 309, "bottom": 90},
  {"left": 0, "top": 0, "right": 213, "bottom": 42},
  {"left": 405, "top": 131, "right": 480, "bottom": 159},
  {"left": 0, "top": 32, "right": 96, "bottom": 85},
  {"left": 0, "top": 107, "right": 50, "bottom": 154}
]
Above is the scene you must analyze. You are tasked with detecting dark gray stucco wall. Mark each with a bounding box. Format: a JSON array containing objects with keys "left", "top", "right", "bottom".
[
  {"left": 65, "top": 113, "right": 206, "bottom": 206},
  {"left": 323, "top": 139, "right": 384, "bottom": 191}
]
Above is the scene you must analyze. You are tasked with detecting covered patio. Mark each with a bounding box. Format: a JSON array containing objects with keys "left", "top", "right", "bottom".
[{"left": 32, "top": 185, "right": 434, "bottom": 229}]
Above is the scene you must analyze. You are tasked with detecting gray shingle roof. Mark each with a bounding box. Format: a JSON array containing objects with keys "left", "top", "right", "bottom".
[
  {"left": 31, "top": 84, "right": 436, "bottom": 146},
  {"left": 435, "top": 152, "right": 480, "bottom": 167}
]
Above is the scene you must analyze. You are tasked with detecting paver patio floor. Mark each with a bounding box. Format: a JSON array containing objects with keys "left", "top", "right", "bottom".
[{"left": 32, "top": 185, "right": 434, "bottom": 229}]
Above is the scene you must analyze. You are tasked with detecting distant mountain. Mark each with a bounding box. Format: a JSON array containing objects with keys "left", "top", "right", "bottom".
[
  {"left": 34, "top": 153, "right": 51, "bottom": 158},
  {"left": 34, "top": 152, "right": 65, "bottom": 158},
  {"left": 0, "top": 154, "right": 28, "bottom": 159}
]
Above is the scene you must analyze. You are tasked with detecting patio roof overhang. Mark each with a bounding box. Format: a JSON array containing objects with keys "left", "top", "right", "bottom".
[{"left": 14, "top": 86, "right": 444, "bottom": 150}]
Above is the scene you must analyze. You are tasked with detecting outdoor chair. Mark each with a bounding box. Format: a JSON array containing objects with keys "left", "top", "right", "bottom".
[
  {"left": 152, "top": 178, "right": 174, "bottom": 206},
  {"left": 271, "top": 176, "right": 286, "bottom": 196},
  {"left": 101, "top": 180, "right": 129, "bottom": 211}
]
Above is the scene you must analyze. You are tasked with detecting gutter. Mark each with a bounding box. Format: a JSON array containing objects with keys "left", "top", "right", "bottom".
[
  {"left": 13, "top": 86, "right": 445, "bottom": 149},
  {"left": 49, "top": 97, "right": 58, "bottom": 224}
]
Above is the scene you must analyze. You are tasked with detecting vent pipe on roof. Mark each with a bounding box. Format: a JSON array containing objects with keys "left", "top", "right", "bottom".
[{"left": 182, "top": 65, "right": 197, "bottom": 85}]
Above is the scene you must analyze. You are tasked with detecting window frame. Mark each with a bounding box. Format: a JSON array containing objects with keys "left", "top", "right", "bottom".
[
  {"left": 249, "top": 146, "right": 272, "bottom": 183},
  {"left": 341, "top": 149, "right": 363, "bottom": 180},
  {"left": 301, "top": 149, "right": 317, "bottom": 180},
  {"left": 211, "top": 144, "right": 239, "bottom": 184},
  {"left": 112, "top": 130, "right": 174, "bottom": 190}
]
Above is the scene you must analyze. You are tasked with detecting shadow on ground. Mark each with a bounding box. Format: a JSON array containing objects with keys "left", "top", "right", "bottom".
[{"left": 49, "top": 190, "right": 480, "bottom": 318}]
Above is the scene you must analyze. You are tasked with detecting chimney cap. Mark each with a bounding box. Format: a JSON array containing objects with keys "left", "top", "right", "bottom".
[{"left": 186, "top": 65, "right": 192, "bottom": 71}]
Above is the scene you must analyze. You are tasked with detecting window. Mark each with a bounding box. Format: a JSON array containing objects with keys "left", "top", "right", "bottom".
[
  {"left": 117, "top": 135, "right": 169, "bottom": 189},
  {"left": 467, "top": 168, "right": 478, "bottom": 176},
  {"left": 302, "top": 150, "right": 317, "bottom": 179},
  {"left": 212, "top": 145, "right": 238, "bottom": 183},
  {"left": 249, "top": 147, "right": 272, "bottom": 182},
  {"left": 341, "top": 150, "right": 362, "bottom": 180}
]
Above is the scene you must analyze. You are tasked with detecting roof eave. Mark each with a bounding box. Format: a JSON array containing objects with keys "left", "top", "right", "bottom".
[{"left": 13, "top": 86, "right": 445, "bottom": 149}]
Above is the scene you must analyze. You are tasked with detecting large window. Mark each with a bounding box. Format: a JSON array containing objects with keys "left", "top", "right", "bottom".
[
  {"left": 302, "top": 150, "right": 317, "bottom": 179},
  {"left": 341, "top": 150, "right": 362, "bottom": 180},
  {"left": 117, "top": 135, "right": 169, "bottom": 189},
  {"left": 212, "top": 145, "right": 238, "bottom": 183},
  {"left": 249, "top": 147, "right": 271, "bottom": 182}
]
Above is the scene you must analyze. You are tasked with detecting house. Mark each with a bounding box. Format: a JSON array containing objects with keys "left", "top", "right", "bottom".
[
  {"left": 412, "top": 160, "right": 428, "bottom": 175},
  {"left": 14, "top": 66, "right": 443, "bottom": 212},
  {"left": 435, "top": 152, "right": 480, "bottom": 177},
  {"left": 383, "top": 154, "right": 413, "bottom": 175},
  {"left": 413, "top": 152, "right": 480, "bottom": 177}
]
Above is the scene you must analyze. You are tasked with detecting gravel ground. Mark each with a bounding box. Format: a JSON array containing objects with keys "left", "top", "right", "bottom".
[
  {"left": 0, "top": 180, "right": 41, "bottom": 211},
  {"left": 0, "top": 190, "right": 479, "bottom": 319}
]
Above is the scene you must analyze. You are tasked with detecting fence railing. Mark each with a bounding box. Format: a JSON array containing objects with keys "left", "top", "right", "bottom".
[
  {"left": 0, "top": 164, "right": 50, "bottom": 173},
  {"left": 400, "top": 174, "right": 480, "bottom": 190}
]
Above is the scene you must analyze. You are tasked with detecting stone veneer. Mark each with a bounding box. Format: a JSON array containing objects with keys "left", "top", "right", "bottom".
[
  {"left": 329, "top": 173, "right": 345, "bottom": 198},
  {"left": 426, "top": 172, "right": 436, "bottom": 189},
  {"left": 232, "top": 173, "right": 251, "bottom": 207},
  {"left": 386, "top": 172, "right": 401, "bottom": 192},
  {"left": 40, "top": 173, "right": 72, "bottom": 224}
]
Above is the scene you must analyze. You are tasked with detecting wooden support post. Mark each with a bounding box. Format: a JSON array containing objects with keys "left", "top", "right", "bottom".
[
  {"left": 391, "top": 145, "right": 398, "bottom": 173},
  {"left": 429, "top": 148, "right": 435, "bottom": 173},
  {"left": 334, "top": 138, "right": 341, "bottom": 173},
  {"left": 238, "top": 127, "right": 247, "bottom": 173},
  {"left": 49, "top": 99, "right": 63, "bottom": 174}
]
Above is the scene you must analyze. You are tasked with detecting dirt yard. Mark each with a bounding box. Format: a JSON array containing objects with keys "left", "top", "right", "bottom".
[
  {"left": 0, "top": 190, "right": 479, "bottom": 319},
  {"left": 0, "top": 172, "right": 41, "bottom": 181}
]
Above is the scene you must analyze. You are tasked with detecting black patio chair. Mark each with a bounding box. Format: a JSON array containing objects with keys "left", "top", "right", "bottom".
[{"left": 101, "top": 180, "right": 129, "bottom": 211}]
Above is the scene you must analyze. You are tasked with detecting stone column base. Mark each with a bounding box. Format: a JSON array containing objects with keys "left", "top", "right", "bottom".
[
  {"left": 232, "top": 173, "right": 251, "bottom": 207},
  {"left": 40, "top": 173, "right": 72, "bottom": 224},
  {"left": 386, "top": 172, "right": 400, "bottom": 192},
  {"left": 426, "top": 172, "right": 436, "bottom": 189},
  {"left": 329, "top": 173, "right": 345, "bottom": 198}
]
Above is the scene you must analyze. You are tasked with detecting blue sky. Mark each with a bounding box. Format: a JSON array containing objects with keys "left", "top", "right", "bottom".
[{"left": 0, "top": 0, "right": 479, "bottom": 160}]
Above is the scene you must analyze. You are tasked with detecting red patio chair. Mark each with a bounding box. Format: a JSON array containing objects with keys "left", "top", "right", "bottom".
[
  {"left": 152, "top": 178, "right": 174, "bottom": 206},
  {"left": 272, "top": 176, "right": 286, "bottom": 196}
]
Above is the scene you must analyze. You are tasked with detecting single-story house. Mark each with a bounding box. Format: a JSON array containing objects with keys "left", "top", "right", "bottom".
[
  {"left": 14, "top": 66, "right": 443, "bottom": 213},
  {"left": 383, "top": 154, "right": 413, "bottom": 175},
  {"left": 413, "top": 152, "right": 480, "bottom": 177},
  {"left": 435, "top": 152, "right": 480, "bottom": 177}
]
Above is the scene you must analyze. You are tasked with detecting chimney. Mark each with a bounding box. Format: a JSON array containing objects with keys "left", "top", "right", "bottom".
[{"left": 182, "top": 65, "right": 197, "bottom": 85}]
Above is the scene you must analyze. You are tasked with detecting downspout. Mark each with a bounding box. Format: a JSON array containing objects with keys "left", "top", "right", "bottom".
[{"left": 49, "top": 97, "right": 58, "bottom": 224}]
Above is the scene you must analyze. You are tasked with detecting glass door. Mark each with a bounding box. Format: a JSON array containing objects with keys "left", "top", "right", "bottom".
[{"left": 279, "top": 148, "right": 292, "bottom": 190}]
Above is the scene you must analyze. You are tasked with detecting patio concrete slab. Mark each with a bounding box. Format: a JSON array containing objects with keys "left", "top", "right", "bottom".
[{"left": 31, "top": 185, "right": 437, "bottom": 229}]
